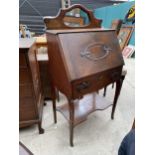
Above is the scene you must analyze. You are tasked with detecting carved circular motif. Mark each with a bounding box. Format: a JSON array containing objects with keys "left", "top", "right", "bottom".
[{"left": 80, "top": 42, "right": 112, "bottom": 61}]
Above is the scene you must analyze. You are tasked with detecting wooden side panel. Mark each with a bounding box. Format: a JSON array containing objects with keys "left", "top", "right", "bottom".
[
  {"left": 19, "top": 84, "right": 33, "bottom": 98},
  {"left": 38, "top": 60, "right": 52, "bottom": 99},
  {"left": 28, "top": 44, "right": 42, "bottom": 106},
  {"left": 19, "top": 98, "right": 37, "bottom": 121},
  {"left": 19, "top": 50, "right": 37, "bottom": 122},
  {"left": 19, "top": 53, "right": 27, "bottom": 67},
  {"left": 46, "top": 33, "right": 72, "bottom": 97}
]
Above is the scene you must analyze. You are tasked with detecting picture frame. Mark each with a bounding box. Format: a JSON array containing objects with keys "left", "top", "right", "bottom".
[
  {"left": 118, "top": 25, "right": 134, "bottom": 51},
  {"left": 122, "top": 45, "right": 135, "bottom": 58}
]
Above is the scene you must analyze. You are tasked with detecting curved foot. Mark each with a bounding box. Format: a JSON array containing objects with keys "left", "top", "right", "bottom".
[
  {"left": 70, "top": 125, "right": 74, "bottom": 147},
  {"left": 111, "top": 114, "right": 114, "bottom": 120},
  {"left": 38, "top": 122, "right": 44, "bottom": 134},
  {"left": 112, "top": 83, "right": 114, "bottom": 89},
  {"left": 39, "top": 128, "right": 44, "bottom": 134},
  {"left": 70, "top": 142, "right": 74, "bottom": 147}
]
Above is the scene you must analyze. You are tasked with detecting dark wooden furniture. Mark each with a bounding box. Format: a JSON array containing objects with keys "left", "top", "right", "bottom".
[
  {"left": 35, "top": 38, "right": 51, "bottom": 100},
  {"left": 45, "top": 28, "right": 124, "bottom": 146},
  {"left": 19, "top": 38, "right": 44, "bottom": 134},
  {"left": 35, "top": 38, "right": 60, "bottom": 101},
  {"left": 37, "top": 57, "right": 51, "bottom": 100},
  {"left": 44, "top": 4, "right": 124, "bottom": 147},
  {"left": 37, "top": 4, "right": 102, "bottom": 101},
  {"left": 19, "top": 142, "right": 33, "bottom": 155}
]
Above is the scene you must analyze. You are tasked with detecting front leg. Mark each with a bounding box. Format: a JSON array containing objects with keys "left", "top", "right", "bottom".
[
  {"left": 50, "top": 85, "right": 57, "bottom": 123},
  {"left": 118, "top": 74, "right": 125, "bottom": 97},
  {"left": 68, "top": 98, "right": 75, "bottom": 147},
  {"left": 103, "top": 86, "right": 107, "bottom": 97},
  {"left": 38, "top": 121, "right": 44, "bottom": 134},
  {"left": 111, "top": 79, "right": 122, "bottom": 119},
  {"left": 52, "top": 99, "right": 57, "bottom": 123}
]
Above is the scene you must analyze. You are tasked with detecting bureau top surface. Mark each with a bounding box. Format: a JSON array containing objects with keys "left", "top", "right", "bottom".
[
  {"left": 46, "top": 28, "right": 111, "bottom": 34},
  {"left": 19, "top": 38, "right": 36, "bottom": 49},
  {"left": 53, "top": 30, "right": 124, "bottom": 81}
]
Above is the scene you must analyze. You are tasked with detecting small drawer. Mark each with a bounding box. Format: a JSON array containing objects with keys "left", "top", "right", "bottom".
[
  {"left": 19, "top": 69, "right": 32, "bottom": 84},
  {"left": 19, "top": 53, "right": 27, "bottom": 68},
  {"left": 96, "top": 70, "right": 121, "bottom": 83},
  {"left": 72, "top": 76, "right": 96, "bottom": 98},
  {"left": 72, "top": 68, "right": 122, "bottom": 98}
]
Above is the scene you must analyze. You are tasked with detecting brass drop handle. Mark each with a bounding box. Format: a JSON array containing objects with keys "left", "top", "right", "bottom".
[{"left": 76, "top": 81, "right": 90, "bottom": 91}]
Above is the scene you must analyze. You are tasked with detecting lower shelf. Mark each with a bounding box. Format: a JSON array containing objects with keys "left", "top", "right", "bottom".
[{"left": 56, "top": 93, "right": 113, "bottom": 126}]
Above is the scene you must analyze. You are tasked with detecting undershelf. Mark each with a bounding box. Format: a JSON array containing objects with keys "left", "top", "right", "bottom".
[{"left": 56, "top": 93, "right": 113, "bottom": 126}]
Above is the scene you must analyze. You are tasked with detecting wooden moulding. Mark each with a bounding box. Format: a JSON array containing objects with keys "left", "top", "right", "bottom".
[{"left": 56, "top": 93, "right": 113, "bottom": 126}]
